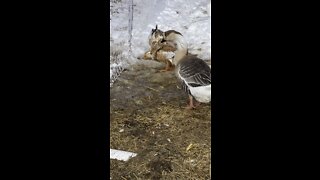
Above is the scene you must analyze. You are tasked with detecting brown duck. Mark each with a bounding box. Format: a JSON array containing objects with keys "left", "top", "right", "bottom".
[{"left": 143, "top": 25, "right": 188, "bottom": 72}]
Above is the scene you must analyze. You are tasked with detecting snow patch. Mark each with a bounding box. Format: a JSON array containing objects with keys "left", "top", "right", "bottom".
[{"left": 110, "top": 0, "right": 211, "bottom": 85}]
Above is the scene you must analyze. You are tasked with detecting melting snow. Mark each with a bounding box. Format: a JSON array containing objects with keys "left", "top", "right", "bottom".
[{"left": 110, "top": 0, "right": 211, "bottom": 86}]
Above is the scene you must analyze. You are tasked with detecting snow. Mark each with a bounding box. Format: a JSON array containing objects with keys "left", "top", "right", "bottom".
[{"left": 110, "top": 0, "right": 211, "bottom": 86}]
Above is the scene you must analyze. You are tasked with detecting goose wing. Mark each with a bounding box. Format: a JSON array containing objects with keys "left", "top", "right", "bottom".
[{"left": 178, "top": 57, "right": 211, "bottom": 88}]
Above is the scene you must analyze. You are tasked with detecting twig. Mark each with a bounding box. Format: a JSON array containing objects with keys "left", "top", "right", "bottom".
[{"left": 145, "top": 86, "right": 159, "bottom": 92}]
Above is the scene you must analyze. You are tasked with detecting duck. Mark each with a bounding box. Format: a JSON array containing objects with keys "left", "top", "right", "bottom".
[
  {"left": 143, "top": 25, "right": 188, "bottom": 72},
  {"left": 168, "top": 41, "right": 211, "bottom": 109},
  {"left": 143, "top": 44, "right": 176, "bottom": 71}
]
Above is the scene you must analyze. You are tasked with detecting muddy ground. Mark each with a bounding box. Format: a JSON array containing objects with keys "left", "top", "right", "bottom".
[{"left": 110, "top": 60, "right": 211, "bottom": 179}]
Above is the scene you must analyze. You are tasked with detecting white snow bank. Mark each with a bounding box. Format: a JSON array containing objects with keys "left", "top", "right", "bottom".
[{"left": 110, "top": 0, "right": 211, "bottom": 85}]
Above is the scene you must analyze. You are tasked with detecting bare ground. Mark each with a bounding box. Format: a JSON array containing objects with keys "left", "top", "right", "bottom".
[{"left": 110, "top": 60, "right": 211, "bottom": 180}]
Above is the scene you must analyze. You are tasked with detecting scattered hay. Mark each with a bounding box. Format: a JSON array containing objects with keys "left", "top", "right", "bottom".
[{"left": 110, "top": 61, "right": 211, "bottom": 179}]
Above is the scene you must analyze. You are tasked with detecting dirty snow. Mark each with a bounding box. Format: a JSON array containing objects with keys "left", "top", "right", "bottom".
[{"left": 110, "top": 0, "right": 211, "bottom": 86}]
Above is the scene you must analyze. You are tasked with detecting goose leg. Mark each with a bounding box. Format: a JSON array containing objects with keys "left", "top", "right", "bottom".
[
  {"left": 185, "top": 95, "right": 196, "bottom": 109},
  {"left": 194, "top": 100, "right": 201, "bottom": 107}
]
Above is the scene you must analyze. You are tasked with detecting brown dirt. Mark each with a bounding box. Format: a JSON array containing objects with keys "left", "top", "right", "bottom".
[{"left": 110, "top": 60, "right": 211, "bottom": 180}]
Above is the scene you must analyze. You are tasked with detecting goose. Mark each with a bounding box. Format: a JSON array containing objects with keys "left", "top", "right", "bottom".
[{"left": 168, "top": 41, "right": 211, "bottom": 109}]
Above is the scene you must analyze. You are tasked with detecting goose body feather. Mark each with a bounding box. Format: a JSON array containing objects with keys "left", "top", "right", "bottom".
[{"left": 176, "top": 55, "right": 211, "bottom": 103}]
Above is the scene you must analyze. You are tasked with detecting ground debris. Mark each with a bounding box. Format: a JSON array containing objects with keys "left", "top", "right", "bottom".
[{"left": 110, "top": 61, "right": 211, "bottom": 179}]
